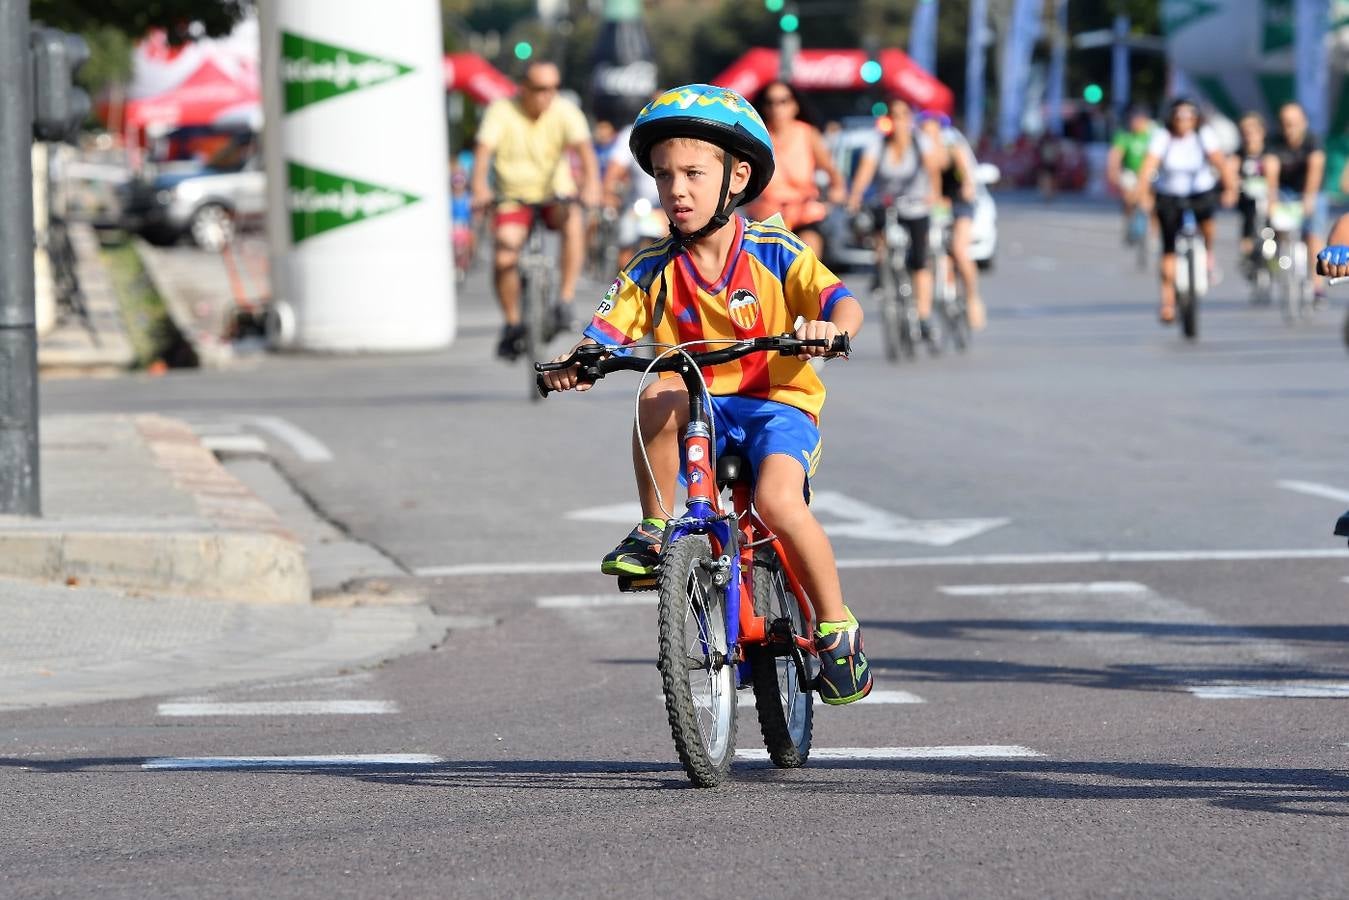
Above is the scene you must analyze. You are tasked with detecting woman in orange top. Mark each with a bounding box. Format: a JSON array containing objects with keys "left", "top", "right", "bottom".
[{"left": 746, "top": 81, "right": 847, "bottom": 258}]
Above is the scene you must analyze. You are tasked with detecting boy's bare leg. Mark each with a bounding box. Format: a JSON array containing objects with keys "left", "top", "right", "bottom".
[
  {"left": 631, "top": 380, "right": 688, "bottom": 520},
  {"left": 753, "top": 454, "right": 847, "bottom": 625}
]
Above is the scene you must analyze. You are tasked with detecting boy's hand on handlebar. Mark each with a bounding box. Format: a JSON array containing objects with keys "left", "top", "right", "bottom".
[
  {"left": 793, "top": 319, "right": 842, "bottom": 360},
  {"left": 541, "top": 340, "right": 601, "bottom": 393},
  {"left": 1316, "top": 245, "right": 1349, "bottom": 278}
]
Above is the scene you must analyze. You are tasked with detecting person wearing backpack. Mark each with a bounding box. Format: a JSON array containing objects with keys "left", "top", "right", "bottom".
[{"left": 1135, "top": 98, "right": 1236, "bottom": 324}]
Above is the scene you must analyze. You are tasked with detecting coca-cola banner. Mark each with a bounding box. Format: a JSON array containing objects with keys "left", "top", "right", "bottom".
[
  {"left": 713, "top": 48, "right": 953, "bottom": 114},
  {"left": 590, "top": 0, "right": 658, "bottom": 124}
]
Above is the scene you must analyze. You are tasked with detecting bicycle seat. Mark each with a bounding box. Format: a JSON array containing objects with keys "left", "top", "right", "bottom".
[{"left": 716, "top": 454, "right": 747, "bottom": 489}]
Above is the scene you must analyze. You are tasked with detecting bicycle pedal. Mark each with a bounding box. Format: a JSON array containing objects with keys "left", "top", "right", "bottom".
[{"left": 617, "top": 573, "right": 659, "bottom": 593}]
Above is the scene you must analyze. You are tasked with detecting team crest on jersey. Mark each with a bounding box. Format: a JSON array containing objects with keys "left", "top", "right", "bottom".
[{"left": 728, "top": 288, "right": 760, "bottom": 330}]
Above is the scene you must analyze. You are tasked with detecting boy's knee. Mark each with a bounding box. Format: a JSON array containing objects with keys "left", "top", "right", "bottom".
[
  {"left": 754, "top": 483, "right": 809, "bottom": 531},
  {"left": 637, "top": 383, "right": 687, "bottom": 435}
]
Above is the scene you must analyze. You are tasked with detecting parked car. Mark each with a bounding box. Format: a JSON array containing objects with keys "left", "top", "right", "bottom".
[
  {"left": 120, "top": 132, "right": 264, "bottom": 252},
  {"left": 821, "top": 119, "right": 999, "bottom": 273}
]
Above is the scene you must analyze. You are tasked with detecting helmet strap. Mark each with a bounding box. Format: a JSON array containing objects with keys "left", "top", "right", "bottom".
[{"left": 653, "top": 152, "right": 743, "bottom": 328}]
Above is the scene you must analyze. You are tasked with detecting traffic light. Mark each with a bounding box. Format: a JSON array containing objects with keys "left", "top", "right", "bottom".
[
  {"left": 1083, "top": 83, "right": 1104, "bottom": 104},
  {"left": 30, "top": 26, "right": 90, "bottom": 143},
  {"left": 780, "top": 12, "right": 799, "bottom": 32},
  {"left": 860, "top": 60, "right": 883, "bottom": 84},
  {"left": 764, "top": 0, "right": 785, "bottom": 11},
  {"left": 513, "top": 41, "right": 533, "bottom": 61}
]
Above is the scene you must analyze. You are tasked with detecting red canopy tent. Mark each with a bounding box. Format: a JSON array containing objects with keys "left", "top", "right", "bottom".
[
  {"left": 712, "top": 47, "right": 954, "bottom": 115},
  {"left": 443, "top": 52, "right": 517, "bottom": 104},
  {"left": 119, "top": 57, "right": 261, "bottom": 131}
]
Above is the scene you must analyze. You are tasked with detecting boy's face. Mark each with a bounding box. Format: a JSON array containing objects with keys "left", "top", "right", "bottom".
[{"left": 649, "top": 139, "right": 750, "bottom": 234}]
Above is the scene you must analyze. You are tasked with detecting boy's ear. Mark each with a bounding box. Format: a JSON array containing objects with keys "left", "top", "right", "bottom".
[{"left": 731, "top": 158, "right": 753, "bottom": 194}]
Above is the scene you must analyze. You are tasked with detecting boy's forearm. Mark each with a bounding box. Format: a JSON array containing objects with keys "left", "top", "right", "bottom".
[{"left": 828, "top": 296, "right": 863, "bottom": 337}]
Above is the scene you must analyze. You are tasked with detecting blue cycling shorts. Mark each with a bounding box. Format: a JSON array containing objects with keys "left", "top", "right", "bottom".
[
  {"left": 678, "top": 395, "right": 822, "bottom": 491},
  {"left": 1277, "top": 188, "right": 1328, "bottom": 239}
]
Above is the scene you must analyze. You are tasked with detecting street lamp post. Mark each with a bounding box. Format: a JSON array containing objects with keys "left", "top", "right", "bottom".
[{"left": 0, "top": 0, "right": 40, "bottom": 516}]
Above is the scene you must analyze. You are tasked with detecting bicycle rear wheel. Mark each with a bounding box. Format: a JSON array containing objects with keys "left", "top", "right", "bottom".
[
  {"left": 657, "top": 535, "right": 737, "bottom": 787},
  {"left": 937, "top": 255, "right": 970, "bottom": 352},
  {"left": 747, "top": 550, "right": 814, "bottom": 768}
]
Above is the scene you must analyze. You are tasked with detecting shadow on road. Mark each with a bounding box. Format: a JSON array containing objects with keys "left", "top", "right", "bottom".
[{"left": 3, "top": 756, "right": 1345, "bottom": 814}]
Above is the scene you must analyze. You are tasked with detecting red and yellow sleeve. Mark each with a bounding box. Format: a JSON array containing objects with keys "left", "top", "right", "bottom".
[
  {"left": 784, "top": 247, "right": 855, "bottom": 323},
  {"left": 584, "top": 271, "right": 651, "bottom": 346}
]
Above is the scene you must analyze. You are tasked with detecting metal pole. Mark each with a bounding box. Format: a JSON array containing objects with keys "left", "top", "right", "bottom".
[{"left": 0, "top": 0, "right": 41, "bottom": 516}]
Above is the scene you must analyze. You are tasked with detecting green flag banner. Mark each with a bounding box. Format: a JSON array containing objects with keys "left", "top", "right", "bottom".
[
  {"left": 288, "top": 161, "right": 421, "bottom": 243},
  {"left": 281, "top": 31, "right": 414, "bottom": 113}
]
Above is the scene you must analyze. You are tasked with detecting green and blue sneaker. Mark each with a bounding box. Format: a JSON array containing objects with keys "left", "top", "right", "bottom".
[
  {"left": 814, "top": 606, "right": 872, "bottom": 705},
  {"left": 600, "top": 518, "right": 665, "bottom": 577}
]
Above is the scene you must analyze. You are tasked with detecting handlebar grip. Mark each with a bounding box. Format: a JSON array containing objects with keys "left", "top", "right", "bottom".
[
  {"left": 535, "top": 373, "right": 553, "bottom": 398},
  {"left": 1329, "top": 276, "right": 1349, "bottom": 286},
  {"left": 830, "top": 334, "right": 851, "bottom": 355}
]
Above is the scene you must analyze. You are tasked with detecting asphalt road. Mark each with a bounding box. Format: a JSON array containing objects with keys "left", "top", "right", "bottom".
[{"left": 6, "top": 196, "right": 1349, "bottom": 898}]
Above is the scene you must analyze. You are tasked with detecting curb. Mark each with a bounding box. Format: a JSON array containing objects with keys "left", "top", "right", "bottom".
[
  {"left": 36, "top": 222, "right": 135, "bottom": 377},
  {"left": 0, "top": 415, "right": 311, "bottom": 604},
  {"left": 134, "top": 238, "right": 237, "bottom": 369}
]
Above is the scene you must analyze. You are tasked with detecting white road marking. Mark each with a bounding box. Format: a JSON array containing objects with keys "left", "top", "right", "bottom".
[
  {"left": 156, "top": 701, "right": 398, "bottom": 716},
  {"left": 537, "top": 593, "right": 656, "bottom": 609},
  {"left": 248, "top": 415, "right": 334, "bottom": 462},
  {"left": 1188, "top": 683, "right": 1349, "bottom": 699},
  {"left": 563, "top": 493, "right": 1009, "bottom": 547},
  {"left": 415, "top": 548, "right": 1349, "bottom": 578},
  {"left": 198, "top": 434, "right": 269, "bottom": 455},
  {"left": 735, "top": 745, "right": 1043, "bottom": 761},
  {"left": 939, "top": 581, "right": 1149, "bottom": 597},
  {"left": 142, "top": 754, "right": 442, "bottom": 770},
  {"left": 1276, "top": 480, "right": 1349, "bottom": 504},
  {"left": 735, "top": 689, "right": 924, "bottom": 707}
]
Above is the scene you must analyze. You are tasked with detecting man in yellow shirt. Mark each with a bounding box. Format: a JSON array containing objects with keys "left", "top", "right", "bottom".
[{"left": 471, "top": 61, "right": 602, "bottom": 359}]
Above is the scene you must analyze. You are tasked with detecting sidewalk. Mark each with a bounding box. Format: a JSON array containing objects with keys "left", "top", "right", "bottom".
[{"left": 7, "top": 229, "right": 468, "bottom": 713}]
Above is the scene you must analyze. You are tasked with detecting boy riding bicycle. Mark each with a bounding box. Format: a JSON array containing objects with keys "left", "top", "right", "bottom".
[{"left": 540, "top": 84, "right": 871, "bottom": 705}]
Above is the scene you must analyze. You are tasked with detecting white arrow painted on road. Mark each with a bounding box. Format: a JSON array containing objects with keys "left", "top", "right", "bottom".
[{"left": 565, "top": 492, "right": 1008, "bottom": 547}]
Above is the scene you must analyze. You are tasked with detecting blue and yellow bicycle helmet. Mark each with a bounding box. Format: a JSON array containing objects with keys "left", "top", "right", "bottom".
[{"left": 629, "top": 84, "right": 776, "bottom": 214}]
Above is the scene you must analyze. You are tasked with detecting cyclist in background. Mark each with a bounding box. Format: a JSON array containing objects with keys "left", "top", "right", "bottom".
[
  {"left": 1135, "top": 98, "right": 1235, "bottom": 324},
  {"left": 745, "top": 80, "right": 848, "bottom": 259},
  {"left": 603, "top": 121, "right": 665, "bottom": 268},
  {"left": 920, "top": 111, "right": 986, "bottom": 331},
  {"left": 472, "top": 60, "right": 601, "bottom": 359},
  {"left": 1225, "top": 111, "right": 1269, "bottom": 278},
  {"left": 1106, "top": 107, "right": 1155, "bottom": 245},
  {"left": 846, "top": 98, "right": 942, "bottom": 346},
  {"left": 1264, "top": 101, "right": 1328, "bottom": 302}
]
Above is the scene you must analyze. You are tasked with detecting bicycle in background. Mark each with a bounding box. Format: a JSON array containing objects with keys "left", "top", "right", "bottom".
[
  {"left": 856, "top": 205, "right": 917, "bottom": 363},
  {"left": 1268, "top": 200, "right": 1313, "bottom": 324},
  {"left": 499, "top": 198, "right": 573, "bottom": 401},
  {"left": 1173, "top": 206, "right": 1207, "bottom": 341},
  {"left": 929, "top": 200, "right": 970, "bottom": 353},
  {"left": 536, "top": 332, "right": 851, "bottom": 787}
]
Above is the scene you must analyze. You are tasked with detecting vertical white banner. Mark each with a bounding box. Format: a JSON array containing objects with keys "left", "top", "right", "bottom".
[
  {"left": 260, "top": 0, "right": 454, "bottom": 352},
  {"left": 1296, "top": 0, "right": 1330, "bottom": 135},
  {"left": 909, "top": 0, "right": 939, "bottom": 75},
  {"left": 966, "top": 0, "right": 988, "bottom": 142},
  {"left": 1045, "top": 0, "right": 1068, "bottom": 135},
  {"left": 998, "top": 0, "right": 1044, "bottom": 145}
]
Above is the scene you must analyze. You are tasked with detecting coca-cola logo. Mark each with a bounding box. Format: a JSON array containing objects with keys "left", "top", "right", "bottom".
[
  {"left": 594, "top": 61, "right": 657, "bottom": 97},
  {"left": 791, "top": 54, "right": 864, "bottom": 88}
]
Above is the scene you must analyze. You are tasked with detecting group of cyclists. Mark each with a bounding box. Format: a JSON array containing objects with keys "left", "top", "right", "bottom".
[
  {"left": 463, "top": 61, "right": 989, "bottom": 360},
  {"left": 1106, "top": 97, "right": 1334, "bottom": 325}
]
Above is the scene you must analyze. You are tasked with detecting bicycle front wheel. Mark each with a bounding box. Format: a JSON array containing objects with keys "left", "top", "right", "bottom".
[
  {"left": 1180, "top": 249, "right": 1198, "bottom": 341},
  {"left": 747, "top": 550, "right": 814, "bottom": 768},
  {"left": 657, "top": 535, "right": 737, "bottom": 787}
]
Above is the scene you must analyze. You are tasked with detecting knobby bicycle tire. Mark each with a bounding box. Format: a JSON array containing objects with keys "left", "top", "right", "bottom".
[
  {"left": 747, "top": 550, "right": 814, "bottom": 768},
  {"left": 656, "top": 535, "right": 737, "bottom": 787}
]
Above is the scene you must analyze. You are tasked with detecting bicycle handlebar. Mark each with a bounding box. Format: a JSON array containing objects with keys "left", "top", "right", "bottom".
[{"left": 532, "top": 334, "right": 851, "bottom": 398}]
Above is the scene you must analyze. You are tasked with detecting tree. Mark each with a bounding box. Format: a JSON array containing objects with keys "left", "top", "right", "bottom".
[{"left": 31, "top": 0, "right": 250, "bottom": 42}]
